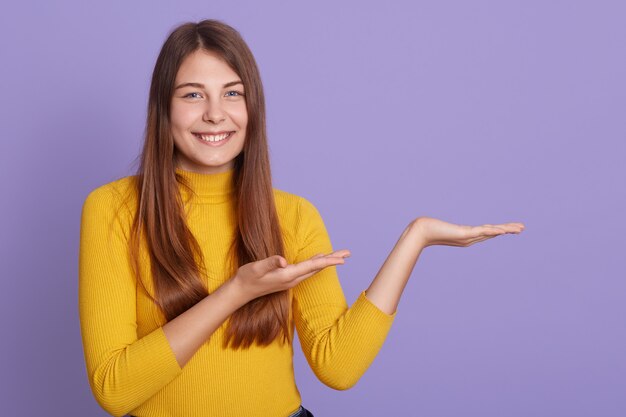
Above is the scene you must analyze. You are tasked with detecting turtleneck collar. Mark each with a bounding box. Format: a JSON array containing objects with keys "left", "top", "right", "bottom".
[{"left": 175, "top": 167, "right": 236, "bottom": 204}]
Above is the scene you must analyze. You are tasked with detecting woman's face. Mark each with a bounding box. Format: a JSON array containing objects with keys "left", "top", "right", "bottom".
[{"left": 170, "top": 49, "right": 248, "bottom": 174}]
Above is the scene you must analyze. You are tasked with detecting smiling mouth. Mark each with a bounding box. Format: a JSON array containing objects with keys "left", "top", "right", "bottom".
[{"left": 192, "top": 131, "right": 234, "bottom": 143}]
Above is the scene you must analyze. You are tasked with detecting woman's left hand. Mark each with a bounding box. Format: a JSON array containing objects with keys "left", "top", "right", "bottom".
[{"left": 412, "top": 216, "right": 525, "bottom": 248}]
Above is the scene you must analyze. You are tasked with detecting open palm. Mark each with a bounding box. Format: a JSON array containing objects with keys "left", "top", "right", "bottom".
[{"left": 413, "top": 216, "right": 525, "bottom": 248}]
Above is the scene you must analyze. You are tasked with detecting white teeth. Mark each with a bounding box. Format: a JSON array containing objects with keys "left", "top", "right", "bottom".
[{"left": 195, "top": 132, "right": 232, "bottom": 142}]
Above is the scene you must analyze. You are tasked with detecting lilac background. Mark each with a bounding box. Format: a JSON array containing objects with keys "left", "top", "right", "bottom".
[{"left": 1, "top": 1, "right": 625, "bottom": 416}]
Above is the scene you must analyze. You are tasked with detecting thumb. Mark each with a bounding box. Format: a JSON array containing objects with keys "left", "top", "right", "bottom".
[{"left": 268, "top": 255, "right": 287, "bottom": 270}]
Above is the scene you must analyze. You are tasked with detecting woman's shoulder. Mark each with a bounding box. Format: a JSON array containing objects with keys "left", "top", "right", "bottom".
[
  {"left": 272, "top": 188, "right": 322, "bottom": 223},
  {"left": 82, "top": 174, "right": 139, "bottom": 216},
  {"left": 272, "top": 188, "right": 329, "bottom": 256},
  {"left": 273, "top": 187, "right": 309, "bottom": 209}
]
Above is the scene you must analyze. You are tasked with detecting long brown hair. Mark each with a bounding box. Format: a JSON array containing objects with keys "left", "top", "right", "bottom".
[{"left": 128, "top": 19, "right": 290, "bottom": 350}]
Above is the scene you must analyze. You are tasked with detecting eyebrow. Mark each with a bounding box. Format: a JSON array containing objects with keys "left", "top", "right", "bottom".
[{"left": 174, "top": 80, "right": 243, "bottom": 90}]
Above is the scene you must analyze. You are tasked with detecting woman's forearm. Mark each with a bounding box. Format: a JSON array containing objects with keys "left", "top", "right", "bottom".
[
  {"left": 162, "top": 278, "right": 248, "bottom": 368},
  {"left": 365, "top": 222, "right": 426, "bottom": 315}
]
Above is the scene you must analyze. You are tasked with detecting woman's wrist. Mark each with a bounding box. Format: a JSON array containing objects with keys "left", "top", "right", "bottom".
[
  {"left": 405, "top": 219, "right": 429, "bottom": 249},
  {"left": 222, "top": 275, "right": 251, "bottom": 308}
]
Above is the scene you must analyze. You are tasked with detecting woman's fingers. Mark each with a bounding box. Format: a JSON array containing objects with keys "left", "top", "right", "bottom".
[
  {"left": 480, "top": 226, "right": 506, "bottom": 236},
  {"left": 294, "top": 270, "right": 318, "bottom": 282},
  {"left": 284, "top": 254, "right": 348, "bottom": 284},
  {"left": 302, "top": 255, "right": 345, "bottom": 273},
  {"left": 254, "top": 250, "right": 353, "bottom": 292},
  {"left": 415, "top": 216, "right": 525, "bottom": 248},
  {"left": 310, "top": 249, "right": 351, "bottom": 259},
  {"left": 236, "top": 252, "right": 351, "bottom": 300},
  {"left": 463, "top": 223, "right": 525, "bottom": 246},
  {"left": 267, "top": 251, "right": 350, "bottom": 279},
  {"left": 476, "top": 223, "right": 524, "bottom": 236}
]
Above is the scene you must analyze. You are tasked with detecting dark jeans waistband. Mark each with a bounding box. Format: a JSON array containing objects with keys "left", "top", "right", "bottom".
[{"left": 289, "top": 405, "right": 314, "bottom": 417}]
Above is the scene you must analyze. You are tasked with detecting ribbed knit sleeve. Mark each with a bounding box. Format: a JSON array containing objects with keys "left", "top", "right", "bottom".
[
  {"left": 78, "top": 185, "right": 183, "bottom": 417},
  {"left": 292, "top": 197, "right": 397, "bottom": 390}
]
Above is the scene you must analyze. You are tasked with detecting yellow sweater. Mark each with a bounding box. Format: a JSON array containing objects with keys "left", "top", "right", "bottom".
[{"left": 78, "top": 167, "right": 397, "bottom": 417}]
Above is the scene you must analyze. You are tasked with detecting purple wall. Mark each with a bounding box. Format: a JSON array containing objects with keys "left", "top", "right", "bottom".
[{"left": 1, "top": 1, "right": 625, "bottom": 416}]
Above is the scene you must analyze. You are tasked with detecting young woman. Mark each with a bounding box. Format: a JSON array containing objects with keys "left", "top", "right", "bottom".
[{"left": 78, "top": 19, "right": 524, "bottom": 417}]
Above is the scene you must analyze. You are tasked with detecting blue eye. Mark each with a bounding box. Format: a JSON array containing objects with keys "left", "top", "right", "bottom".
[{"left": 182, "top": 91, "right": 244, "bottom": 99}]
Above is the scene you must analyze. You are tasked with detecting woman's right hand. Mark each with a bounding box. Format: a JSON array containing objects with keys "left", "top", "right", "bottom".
[{"left": 232, "top": 250, "right": 351, "bottom": 303}]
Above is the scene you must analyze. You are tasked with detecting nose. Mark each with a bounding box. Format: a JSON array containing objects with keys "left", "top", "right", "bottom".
[{"left": 202, "top": 96, "right": 226, "bottom": 123}]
